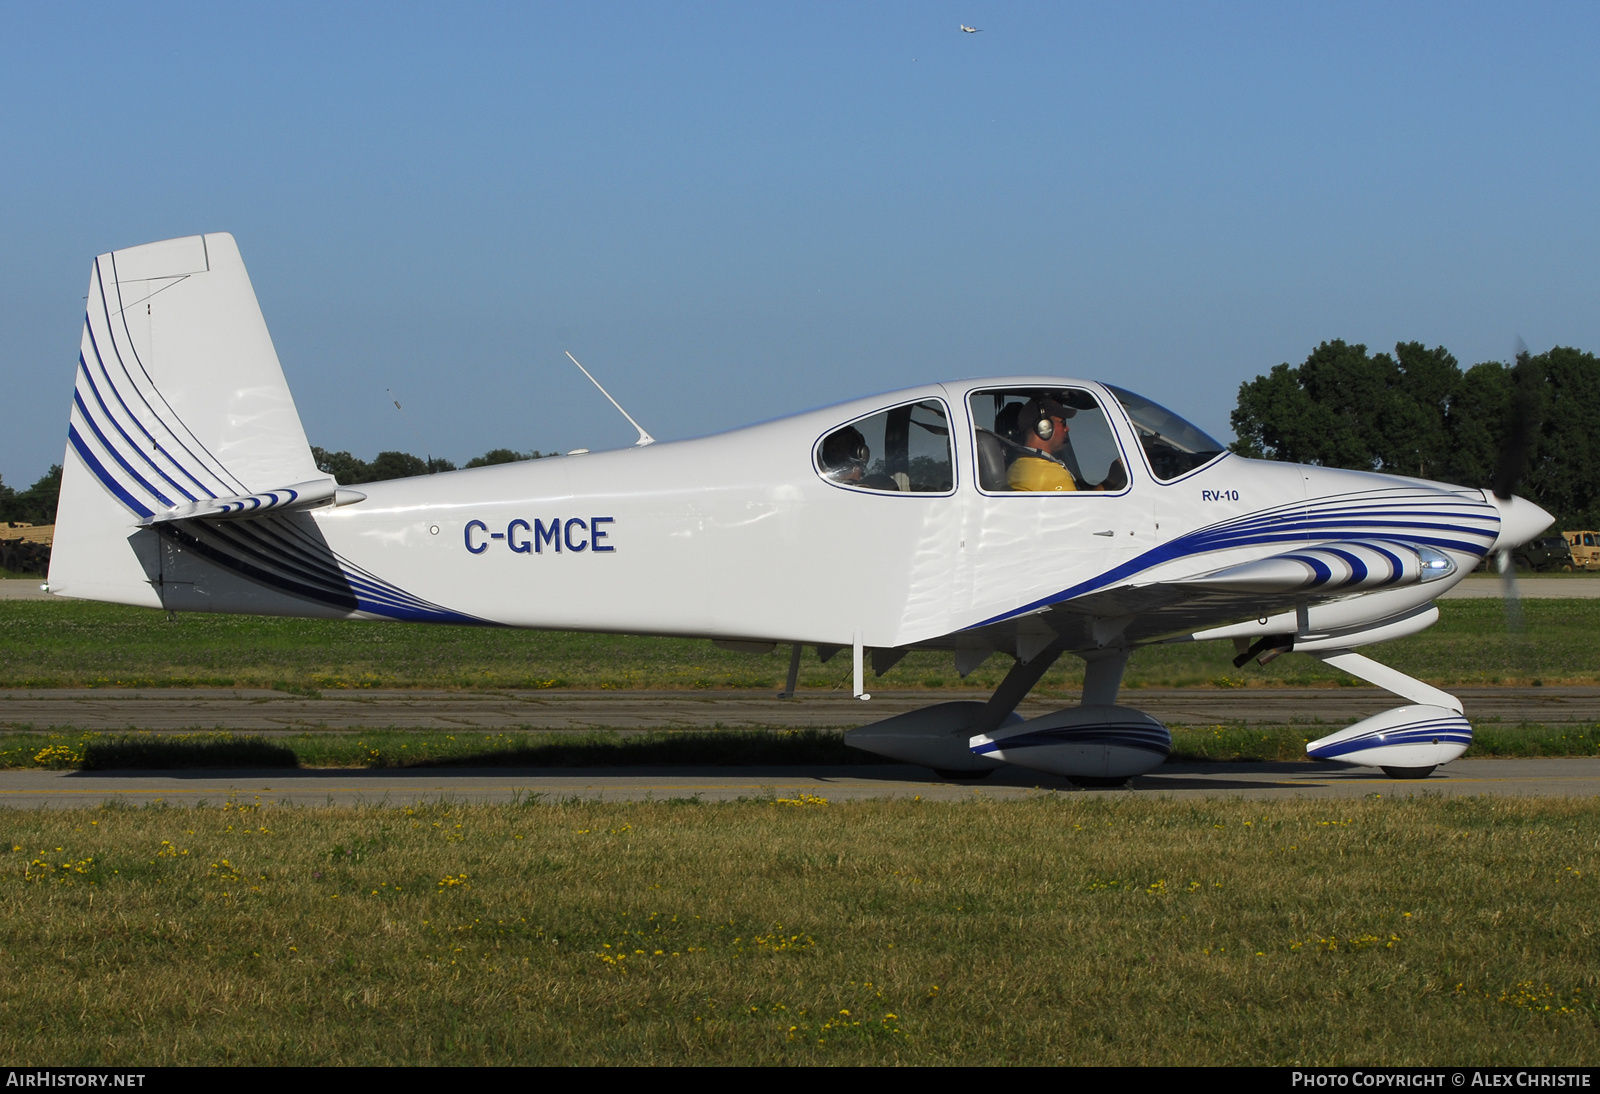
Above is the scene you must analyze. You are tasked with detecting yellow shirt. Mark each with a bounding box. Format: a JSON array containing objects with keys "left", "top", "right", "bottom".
[{"left": 1007, "top": 455, "right": 1077, "bottom": 491}]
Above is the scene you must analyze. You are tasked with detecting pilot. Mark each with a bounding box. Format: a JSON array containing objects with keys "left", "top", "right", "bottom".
[
  {"left": 818, "top": 426, "right": 870, "bottom": 485},
  {"left": 1007, "top": 396, "right": 1079, "bottom": 491}
]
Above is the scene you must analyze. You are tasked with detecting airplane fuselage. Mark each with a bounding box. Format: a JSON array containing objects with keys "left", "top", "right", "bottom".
[{"left": 113, "top": 379, "right": 1498, "bottom": 654}]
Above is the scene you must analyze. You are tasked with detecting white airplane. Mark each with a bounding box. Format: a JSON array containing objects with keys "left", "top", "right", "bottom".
[
  {"left": 960, "top": 25, "right": 982, "bottom": 33},
  {"left": 47, "top": 234, "right": 1553, "bottom": 784}
]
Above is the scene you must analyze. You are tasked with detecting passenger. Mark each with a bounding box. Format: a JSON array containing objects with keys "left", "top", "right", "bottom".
[
  {"left": 1007, "top": 396, "right": 1078, "bottom": 491},
  {"left": 818, "top": 426, "right": 869, "bottom": 485}
]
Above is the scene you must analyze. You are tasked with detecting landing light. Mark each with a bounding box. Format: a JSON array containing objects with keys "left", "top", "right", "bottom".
[{"left": 1418, "top": 546, "right": 1454, "bottom": 581}]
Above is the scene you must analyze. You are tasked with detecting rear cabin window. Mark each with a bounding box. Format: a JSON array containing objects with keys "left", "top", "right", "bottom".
[
  {"left": 967, "top": 388, "right": 1128, "bottom": 493},
  {"left": 815, "top": 399, "right": 954, "bottom": 493}
]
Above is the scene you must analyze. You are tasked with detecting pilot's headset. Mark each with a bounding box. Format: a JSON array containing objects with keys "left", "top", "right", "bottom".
[
  {"left": 819, "top": 426, "right": 870, "bottom": 481},
  {"left": 1021, "top": 395, "right": 1074, "bottom": 442}
]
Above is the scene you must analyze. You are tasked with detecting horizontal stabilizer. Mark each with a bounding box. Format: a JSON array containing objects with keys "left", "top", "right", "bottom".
[
  {"left": 139, "top": 479, "right": 365, "bottom": 525},
  {"left": 1179, "top": 540, "right": 1455, "bottom": 596}
]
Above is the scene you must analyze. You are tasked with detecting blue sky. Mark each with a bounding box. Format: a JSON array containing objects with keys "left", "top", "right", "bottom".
[{"left": 2, "top": 2, "right": 1597, "bottom": 485}]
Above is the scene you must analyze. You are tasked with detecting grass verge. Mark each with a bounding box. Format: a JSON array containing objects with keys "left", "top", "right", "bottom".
[
  {"left": 1, "top": 795, "right": 1596, "bottom": 1064},
  {"left": 1, "top": 723, "right": 1596, "bottom": 770},
  {"left": 3, "top": 598, "right": 1599, "bottom": 690}
]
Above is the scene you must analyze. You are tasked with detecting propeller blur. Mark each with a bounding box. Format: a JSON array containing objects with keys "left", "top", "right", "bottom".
[{"left": 48, "top": 234, "right": 1555, "bottom": 784}]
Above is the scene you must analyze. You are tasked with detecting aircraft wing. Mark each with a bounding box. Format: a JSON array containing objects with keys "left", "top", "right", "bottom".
[{"left": 953, "top": 538, "right": 1463, "bottom": 654}]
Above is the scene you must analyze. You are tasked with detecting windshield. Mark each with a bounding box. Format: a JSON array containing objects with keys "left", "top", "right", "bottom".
[{"left": 1106, "top": 385, "right": 1227, "bottom": 481}]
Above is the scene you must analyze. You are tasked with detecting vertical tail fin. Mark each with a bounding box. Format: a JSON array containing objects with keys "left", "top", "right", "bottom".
[{"left": 49, "top": 233, "right": 321, "bottom": 605}]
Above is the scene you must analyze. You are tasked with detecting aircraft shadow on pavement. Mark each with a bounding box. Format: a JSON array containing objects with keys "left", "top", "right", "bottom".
[
  {"left": 68, "top": 732, "right": 883, "bottom": 774},
  {"left": 63, "top": 753, "right": 1411, "bottom": 793},
  {"left": 65, "top": 763, "right": 915, "bottom": 782},
  {"left": 1128, "top": 761, "right": 1422, "bottom": 791}
]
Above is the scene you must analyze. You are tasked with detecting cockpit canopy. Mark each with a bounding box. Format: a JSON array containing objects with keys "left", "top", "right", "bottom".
[{"left": 813, "top": 382, "right": 1226, "bottom": 494}]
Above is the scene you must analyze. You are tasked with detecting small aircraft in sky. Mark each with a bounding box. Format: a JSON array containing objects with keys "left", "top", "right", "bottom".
[
  {"left": 960, "top": 25, "right": 983, "bottom": 33},
  {"left": 49, "top": 234, "right": 1552, "bottom": 784}
]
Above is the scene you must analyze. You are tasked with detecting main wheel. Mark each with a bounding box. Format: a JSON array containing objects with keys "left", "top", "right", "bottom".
[{"left": 1381, "top": 765, "right": 1437, "bottom": 780}]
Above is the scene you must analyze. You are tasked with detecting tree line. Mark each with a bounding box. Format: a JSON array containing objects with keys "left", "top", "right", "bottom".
[
  {"left": 0, "top": 466, "right": 62, "bottom": 526},
  {"left": 1230, "top": 341, "right": 1600, "bottom": 529},
  {"left": 309, "top": 446, "right": 551, "bottom": 485}
]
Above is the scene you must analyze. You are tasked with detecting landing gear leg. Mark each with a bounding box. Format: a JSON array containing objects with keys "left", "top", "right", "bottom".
[
  {"left": 1063, "top": 646, "right": 1136, "bottom": 786},
  {"left": 776, "top": 643, "right": 802, "bottom": 699},
  {"left": 1079, "top": 646, "right": 1130, "bottom": 706},
  {"left": 1305, "top": 649, "right": 1467, "bottom": 780},
  {"left": 967, "top": 643, "right": 1137, "bottom": 786},
  {"left": 968, "top": 641, "right": 1066, "bottom": 738},
  {"left": 1308, "top": 649, "right": 1463, "bottom": 713}
]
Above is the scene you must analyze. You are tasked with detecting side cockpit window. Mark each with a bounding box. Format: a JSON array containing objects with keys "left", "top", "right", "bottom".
[
  {"left": 968, "top": 388, "right": 1128, "bottom": 493},
  {"left": 816, "top": 399, "right": 954, "bottom": 493},
  {"left": 1105, "top": 385, "right": 1226, "bottom": 481}
]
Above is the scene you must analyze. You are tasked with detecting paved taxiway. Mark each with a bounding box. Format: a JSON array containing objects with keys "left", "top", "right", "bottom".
[
  {"left": 0, "top": 757, "right": 1594, "bottom": 807},
  {"left": 3, "top": 685, "right": 1597, "bottom": 731}
]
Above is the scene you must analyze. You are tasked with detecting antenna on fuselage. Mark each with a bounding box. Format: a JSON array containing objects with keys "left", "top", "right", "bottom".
[{"left": 564, "top": 351, "right": 655, "bottom": 447}]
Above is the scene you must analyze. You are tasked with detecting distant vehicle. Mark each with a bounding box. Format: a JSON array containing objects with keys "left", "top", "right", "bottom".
[
  {"left": 0, "top": 523, "right": 53, "bottom": 576},
  {"left": 1566, "top": 531, "right": 1600, "bottom": 571},
  {"left": 1515, "top": 535, "right": 1575, "bottom": 572}
]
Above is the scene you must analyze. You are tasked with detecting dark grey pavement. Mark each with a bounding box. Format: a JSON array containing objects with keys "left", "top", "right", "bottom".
[{"left": 3, "top": 685, "right": 1596, "bottom": 732}]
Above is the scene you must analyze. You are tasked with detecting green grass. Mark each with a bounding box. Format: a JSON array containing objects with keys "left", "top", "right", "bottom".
[
  {"left": 2, "top": 795, "right": 1596, "bottom": 1064},
  {"left": 2, "top": 598, "right": 1597, "bottom": 691},
  {"left": 2, "top": 722, "right": 1596, "bottom": 770}
]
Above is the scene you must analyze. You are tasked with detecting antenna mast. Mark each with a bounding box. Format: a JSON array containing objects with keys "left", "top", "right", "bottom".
[{"left": 564, "top": 351, "right": 655, "bottom": 447}]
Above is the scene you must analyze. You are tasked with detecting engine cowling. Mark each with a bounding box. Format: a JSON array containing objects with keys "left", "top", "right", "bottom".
[
  {"left": 1305, "top": 704, "right": 1471, "bottom": 774},
  {"left": 969, "top": 705, "right": 1171, "bottom": 781},
  {"left": 843, "top": 701, "right": 1017, "bottom": 773}
]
